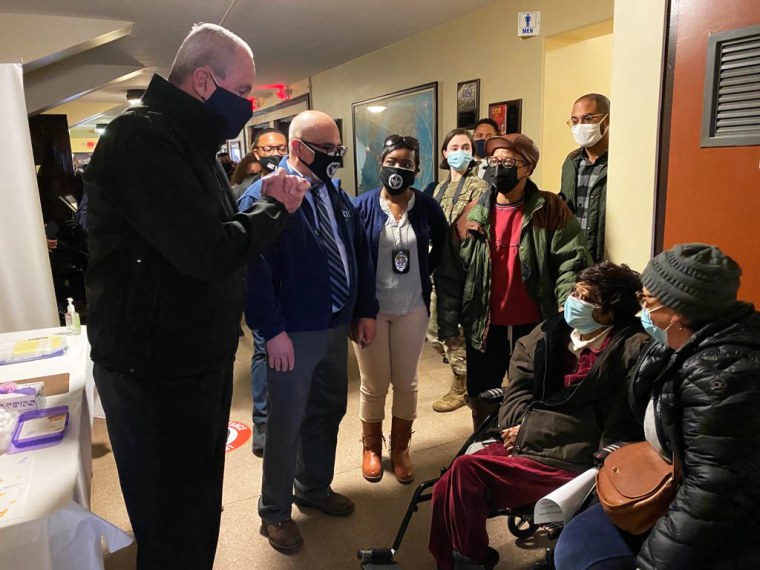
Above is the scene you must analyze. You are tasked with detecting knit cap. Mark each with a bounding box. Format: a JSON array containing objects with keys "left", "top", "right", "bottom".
[{"left": 641, "top": 243, "right": 742, "bottom": 322}]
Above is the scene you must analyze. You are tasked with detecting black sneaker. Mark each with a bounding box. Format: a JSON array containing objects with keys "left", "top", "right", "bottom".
[{"left": 252, "top": 423, "right": 266, "bottom": 457}]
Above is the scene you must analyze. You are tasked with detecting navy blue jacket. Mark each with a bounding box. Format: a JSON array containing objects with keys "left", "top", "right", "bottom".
[
  {"left": 242, "top": 158, "right": 379, "bottom": 340},
  {"left": 353, "top": 187, "right": 447, "bottom": 314}
]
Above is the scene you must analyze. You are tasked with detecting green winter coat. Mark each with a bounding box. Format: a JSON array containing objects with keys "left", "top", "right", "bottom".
[
  {"left": 435, "top": 181, "right": 591, "bottom": 352},
  {"left": 560, "top": 149, "right": 608, "bottom": 263}
]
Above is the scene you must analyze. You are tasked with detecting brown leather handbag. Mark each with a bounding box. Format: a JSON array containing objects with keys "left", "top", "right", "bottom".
[{"left": 596, "top": 441, "right": 680, "bottom": 535}]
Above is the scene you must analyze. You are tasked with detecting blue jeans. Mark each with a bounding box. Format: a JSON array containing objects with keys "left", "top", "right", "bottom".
[
  {"left": 251, "top": 328, "right": 268, "bottom": 426},
  {"left": 554, "top": 503, "right": 643, "bottom": 570}
]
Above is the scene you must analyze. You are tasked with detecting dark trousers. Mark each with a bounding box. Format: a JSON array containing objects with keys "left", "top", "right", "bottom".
[
  {"left": 554, "top": 503, "right": 645, "bottom": 570},
  {"left": 259, "top": 325, "right": 349, "bottom": 522},
  {"left": 465, "top": 323, "right": 537, "bottom": 396},
  {"left": 94, "top": 363, "right": 233, "bottom": 570}
]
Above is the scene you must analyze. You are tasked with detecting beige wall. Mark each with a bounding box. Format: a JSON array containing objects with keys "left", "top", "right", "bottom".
[
  {"left": 605, "top": 0, "right": 668, "bottom": 270},
  {"left": 305, "top": 0, "right": 614, "bottom": 194},
  {"left": 541, "top": 24, "right": 613, "bottom": 194}
]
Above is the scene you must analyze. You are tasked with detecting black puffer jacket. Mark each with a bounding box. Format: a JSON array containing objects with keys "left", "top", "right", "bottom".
[{"left": 629, "top": 303, "right": 760, "bottom": 570}]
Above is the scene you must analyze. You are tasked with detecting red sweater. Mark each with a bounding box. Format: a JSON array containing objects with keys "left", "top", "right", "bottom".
[{"left": 489, "top": 199, "right": 542, "bottom": 326}]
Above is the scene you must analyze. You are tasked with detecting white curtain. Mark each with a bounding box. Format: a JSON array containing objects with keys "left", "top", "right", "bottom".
[{"left": 0, "top": 63, "right": 58, "bottom": 333}]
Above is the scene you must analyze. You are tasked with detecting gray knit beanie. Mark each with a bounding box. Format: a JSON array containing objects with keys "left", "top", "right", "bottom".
[{"left": 641, "top": 243, "right": 741, "bottom": 322}]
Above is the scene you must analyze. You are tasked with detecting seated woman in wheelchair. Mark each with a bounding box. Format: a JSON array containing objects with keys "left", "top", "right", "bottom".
[
  {"left": 429, "top": 261, "right": 650, "bottom": 570},
  {"left": 554, "top": 244, "right": 760, "bottom": 570}
]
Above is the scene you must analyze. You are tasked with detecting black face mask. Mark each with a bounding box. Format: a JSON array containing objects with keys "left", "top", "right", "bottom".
[
  {"left": 299, "top": 145, "right": 342, "bottom": 184},
  {"left": 203, "top": 76, "right": 253, "bottom": 141},
  {"left": 380, "top": 166, "right": 415, "bottom": 196},
  {"left": 484, "top": 164, "right": 521, "bottom": 195},
  {"left": 474, "top": 139, "right": 487, "bottom": 159},
  {"left": 258, "top": 155, "right": 281, "bottom": 174}
]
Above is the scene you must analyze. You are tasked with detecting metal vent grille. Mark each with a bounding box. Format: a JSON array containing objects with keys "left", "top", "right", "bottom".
[{"left": 701, "top": 25, "right": 760, "bottom": 147}]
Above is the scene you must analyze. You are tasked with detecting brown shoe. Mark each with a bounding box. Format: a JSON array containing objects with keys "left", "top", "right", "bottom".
[
  {"left": 260, "top": 518, "right": 304, "bottom": 554},
  {"left": 432, "top": 374, "right": 467, "bottom": 413},
  {"left": 361, "top": 421, "right": 384, "bottom": 482},
  {"left": 390, "top": 416, "right": 415, "bottom": 484},
  {"left": 293, "top": 491, "right": 355, "bottom": 517}
]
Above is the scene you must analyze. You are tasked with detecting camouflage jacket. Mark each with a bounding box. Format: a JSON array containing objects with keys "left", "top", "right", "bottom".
[{"left": 433, "top": 171, "right": 490, "bottom": 225}]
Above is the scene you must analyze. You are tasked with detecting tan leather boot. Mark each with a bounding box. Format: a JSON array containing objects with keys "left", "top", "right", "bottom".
[
  {"left": 361, "top": 421, "right": 384, "bottom": 482},
  {"left": 390, "top": 417, "right": 415, "bottom": 484}
]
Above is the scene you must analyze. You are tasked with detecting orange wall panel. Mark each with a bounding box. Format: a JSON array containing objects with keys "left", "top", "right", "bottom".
[{"left": 664, "top": 0, "right": 760, "bottom": 302}]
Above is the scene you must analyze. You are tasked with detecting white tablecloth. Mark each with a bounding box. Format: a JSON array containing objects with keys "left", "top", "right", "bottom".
[{"left": 0, "top": 327, "right": 132, "bottom": 569}]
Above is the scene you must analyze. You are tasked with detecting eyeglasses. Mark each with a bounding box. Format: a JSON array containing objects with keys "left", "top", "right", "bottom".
[
  {"left": 570, "top": 283, "right": 603, "bottom": 308},
  {"left": 300, "top": 140, "right": 348, "bottom": 157},
  {"left": 566, "top": 113, "right": 607, "bottom": 127},
  {"left": 384, "top": 135, "right": 420, "bottom": 151},
  {"left": 570, "top": 290, "right": 602, "bottom": 309},
  {"left": 485, "top": 157, "right": 526, "bottom": 168},
  {"left": 254, "top": 145, "right": 288, "bottom": 155},
  {"left": 636, "top": 291, "right": 660, "bottom": 310}
]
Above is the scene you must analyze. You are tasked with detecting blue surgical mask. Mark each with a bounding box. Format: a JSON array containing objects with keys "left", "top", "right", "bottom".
[
  {"left": 446, "top": 150, "right": 473, "bottom": 171},
  {"left": 641, "top": 307, "right": 670, "bottom": 345},
  {"left": 564, "top": 296, "right": 603, "bottom": 334},
  {"left": 203, "top": 75, "right": 253, "bottom": 141}
]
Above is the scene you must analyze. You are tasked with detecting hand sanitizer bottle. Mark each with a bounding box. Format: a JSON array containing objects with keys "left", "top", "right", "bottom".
[{"left": 65, "top": 297, "right": 81, "bottom": 335}]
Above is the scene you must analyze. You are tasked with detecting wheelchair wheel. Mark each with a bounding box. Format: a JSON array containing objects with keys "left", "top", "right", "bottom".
[{"left": 507, "top": 514, "right": 538, "bottom": 538}]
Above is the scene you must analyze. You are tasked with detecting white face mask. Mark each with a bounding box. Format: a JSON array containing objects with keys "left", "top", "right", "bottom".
[{"left": 571, "top": 119, "right": 607, "bottom": 148}]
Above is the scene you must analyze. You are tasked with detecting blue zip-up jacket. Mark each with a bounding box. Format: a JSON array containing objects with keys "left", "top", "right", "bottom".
[
  {"left": 353, "top": 187, "right": 447, "bottom": 315},
  {"left": 240, "top": 157, "right": 379, "bottom": 340}
]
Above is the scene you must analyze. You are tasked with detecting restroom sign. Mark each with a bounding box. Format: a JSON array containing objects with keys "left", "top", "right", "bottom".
[{"left": 518, "top": 11, "right": 540, "bottom": 37}]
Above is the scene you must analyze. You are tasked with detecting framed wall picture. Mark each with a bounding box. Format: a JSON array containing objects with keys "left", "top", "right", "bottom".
[
  {"left": 456, "top": 79, "right": 480, "bottom": 129},
  {"left": 488, "top": 99, "right": 523, "bottom": 135},
  {"left": 352, "top": 82, "right": 438, "bottom": 195}
]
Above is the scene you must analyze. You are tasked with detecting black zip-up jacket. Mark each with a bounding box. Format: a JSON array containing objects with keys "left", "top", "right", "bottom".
[
  {"left": 629, "top": 303, "right": 760, "bottom": 570},
  {"left": 84, "top": 74, "right": 289, "bottom": 379},
  {"left": 498, "top": 314, "right": 649, "bottom": 472}
]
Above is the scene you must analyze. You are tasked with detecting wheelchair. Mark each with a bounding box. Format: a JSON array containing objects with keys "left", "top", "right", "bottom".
[{"left": 357, "top": 387, "right": 570, "bottom": 569}]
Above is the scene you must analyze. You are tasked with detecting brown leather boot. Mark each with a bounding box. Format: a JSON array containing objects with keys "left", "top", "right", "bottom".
[
  {"left": 390, "top": 416, "right": 415, "bottom": 484},
  {"left": 361, "top": 421, "right": 384, "bottom": 482},
  {"left": 465, "top": 396, "right": 500, "bottom": 433}
]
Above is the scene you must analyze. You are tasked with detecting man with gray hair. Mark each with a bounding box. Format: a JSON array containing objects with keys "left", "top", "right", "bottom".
[
  {"left": 84, "top": 23, "right": 308, "bottom": 569},
  {"left": 240, "top": 110, "right": 378, "bottom": 554}
]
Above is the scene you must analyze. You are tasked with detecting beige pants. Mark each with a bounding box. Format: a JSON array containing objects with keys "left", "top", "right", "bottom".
[{"left": 354, "top": 307, "right": 429, "bottom": 422}]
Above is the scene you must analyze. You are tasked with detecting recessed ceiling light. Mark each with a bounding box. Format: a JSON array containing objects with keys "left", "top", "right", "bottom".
[{"left": 367, "top": 105, "right": 386, "bottom": 114}]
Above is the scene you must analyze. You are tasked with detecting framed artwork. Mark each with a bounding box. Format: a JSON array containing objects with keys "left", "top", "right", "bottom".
[
  {"left": 456, "top": 79, "right": 480, "bottom": 129},
  {"left": 352, "top": 82, "right": 438, "bottom": 195},
  {"left": 488, "top": 99, "right": 523, "bottom": 135},
  {"left": 228, "top": 140, "right": 242, "bottom": 163}
]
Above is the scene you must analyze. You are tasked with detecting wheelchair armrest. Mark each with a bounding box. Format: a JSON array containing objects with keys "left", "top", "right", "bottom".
[{"left": 477, "top": 387, "right": 505, "bottom": 404}]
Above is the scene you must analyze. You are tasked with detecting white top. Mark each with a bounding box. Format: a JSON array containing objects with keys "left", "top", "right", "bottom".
[
  {"left": 376, "top": 193, "right": 425, "bottom": 315},
  {"left": 644, "top": 398, "right": 665, "bottom": 456}
]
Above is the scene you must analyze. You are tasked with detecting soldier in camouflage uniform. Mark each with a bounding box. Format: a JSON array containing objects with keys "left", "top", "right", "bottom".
[{"left": 429, "top": 128, "right": 490, "bottom": 412}]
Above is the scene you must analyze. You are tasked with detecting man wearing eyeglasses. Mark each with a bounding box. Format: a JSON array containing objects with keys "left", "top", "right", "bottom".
[
  {"left": 241, "top": 110, "right": 378, "bottom": 554},
  {"left": 436, "top": 134, "right": 590, "bottom": 431},
  {"left": 560, "top": 93, "right": 610, "bottom": 263}
]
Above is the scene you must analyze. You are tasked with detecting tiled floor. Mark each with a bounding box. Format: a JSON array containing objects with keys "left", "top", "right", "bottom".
[{"left": 93, "top": 328, "right": 550, "bottom": 569}]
